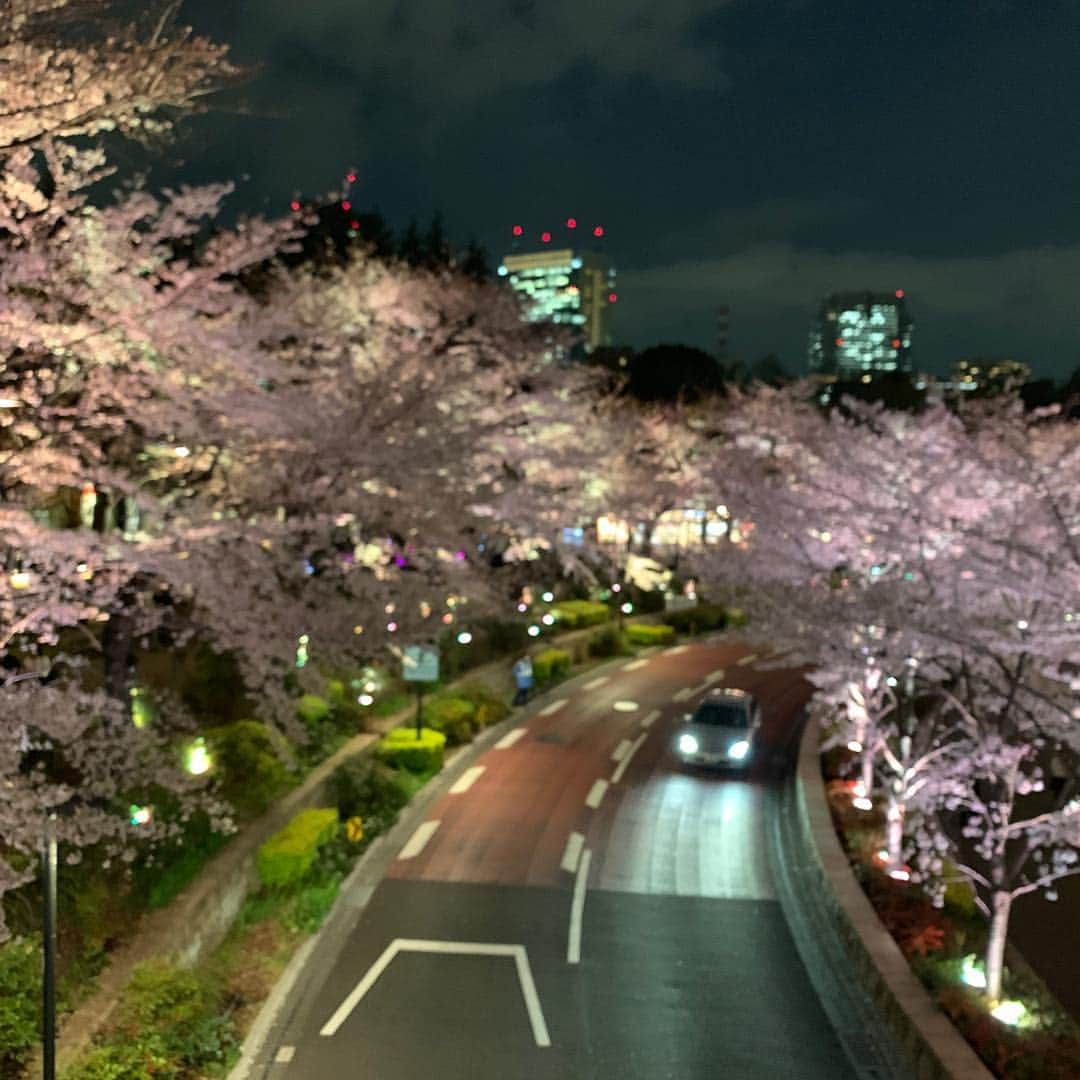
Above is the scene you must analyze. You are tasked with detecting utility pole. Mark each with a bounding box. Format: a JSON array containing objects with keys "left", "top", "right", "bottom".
[{"left": 42, "top": 814, "right": 57, "bottom": 1080}]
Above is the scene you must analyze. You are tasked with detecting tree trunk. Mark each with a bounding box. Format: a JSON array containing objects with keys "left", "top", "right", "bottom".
[
  {"left": 886, "top": 786, "right": 905, "bottom": 868},
  {"left": 860, "top": 746, "right": 874, "bottom": 799},
  {"left": 985, "top": 889, "right": 1012, "bottom": 1002}
]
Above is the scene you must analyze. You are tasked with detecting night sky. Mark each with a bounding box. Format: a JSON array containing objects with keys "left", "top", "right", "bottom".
[{"left": 163, "top": 0, "right": 1080, "bottom": 380}]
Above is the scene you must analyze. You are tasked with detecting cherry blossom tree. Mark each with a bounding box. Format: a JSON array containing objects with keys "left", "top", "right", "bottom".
[{"left": 687, "top": 385, "right": 1080, "bottom": 999}]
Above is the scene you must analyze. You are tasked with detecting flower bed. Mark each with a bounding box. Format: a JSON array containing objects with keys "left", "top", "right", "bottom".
[{"left": 824, "top": 769, "right": 1080, "bottom": 1078}]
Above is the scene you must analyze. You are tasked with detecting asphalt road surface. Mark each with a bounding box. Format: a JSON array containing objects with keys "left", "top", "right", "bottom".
[{"left": 265, "top": 640, "right": 857, "bottom": 1079}]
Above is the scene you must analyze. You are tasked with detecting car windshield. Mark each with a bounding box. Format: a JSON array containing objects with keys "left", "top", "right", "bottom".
[{"left": 692, "top": 702, "right": 749, "bottom": 728}]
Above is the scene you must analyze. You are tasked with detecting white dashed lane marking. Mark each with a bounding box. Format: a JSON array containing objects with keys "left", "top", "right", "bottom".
[
  {"left": 398, "top": 820, "right": 440, "bottom": 860},
  {"left": 585, "top": 779, "right": 609, "bottom": 808},
  {"left": 449, "top": 766, "right": 485, "bottom": 795},
  {"left": 495, "top": 728, "right": 527, "bottom": 749},
  {"left": 539, "top": 699, "right": 568, "bottom": 717}
]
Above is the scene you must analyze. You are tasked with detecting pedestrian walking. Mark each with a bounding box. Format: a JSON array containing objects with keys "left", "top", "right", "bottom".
[{"left": 512, "top": 655, "right": 534, "bottom": 706}]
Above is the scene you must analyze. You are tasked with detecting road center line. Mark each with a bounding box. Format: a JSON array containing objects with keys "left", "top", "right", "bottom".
[
  {"left": 560, "top": 831, "right": 585, "bottom": 873},
  {"left": 611, "top": 732, "right": 648, "bottom": 784},
  {"left": 611, "top": 738, "right": 632, "bottom": 761},
  {"left": 704, "top": 668, "right": 726, "bottom": 684},
  {"left": 736, "top": 652, "right": 758, "bottom": 667},
  {"left": 274, "top": 1046, "right": 295, "bottom": 1063},
  {"left": 665, "top": 644, "right": 689, "bottom": 655},
  {"left": 640, "top": 708, "right": 661, "bottom": 729},
  {"left": 494, "top": 727, "right": 527, "bottom": 749},
  {"left": 585, "top": 779, "right": 608, "bottom": 808},
  {"left": 566, "top": 848, "right": 592, "bottom": 965},
  {"left": 397, "top": 820, "right": 440, "bottom": 860},
  {"left": 673, "top": 686, "right": 694, "bottom": 702},
  {"left": 623, "top": 657, "right": 649, "bottom": 671},
  {"left": 582, "top": 675, "right": 609, "bottom": 690},
  {"left": 538, "top": 698, "right": 568, "bottom": 717},
  {"left": 449, "top": 765, "right": 485, "bottom": 795}
]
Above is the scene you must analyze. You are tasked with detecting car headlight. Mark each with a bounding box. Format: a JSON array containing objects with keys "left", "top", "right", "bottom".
[
  {"left": 678, "top": 732, "right": 699, "bottom": 756},
  {"left": 728, "top": 739, "right": 750, "bottom": 761}
]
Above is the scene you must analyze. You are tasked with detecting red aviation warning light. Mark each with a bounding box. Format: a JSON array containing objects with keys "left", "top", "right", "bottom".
[
  {"left": 895, "top": 289, "right": 904, "bottom": 299},
  {"left": 835, "top": 338, "right": 844, "bottom": 347},
  {"left": 346, "top": 172, "right": 357, "bottom": 183},
  {"left": 541, "top": 231, "right": 552, "bottom": 243},
  {"left": 593, "top": 225, "right": 604, "bottom": 237},
  {"left": 891, "top": 338, "right": 901, "bottom": 348},
  {"left": 341, "top": 200, "right": 352, "bottom": 211},
  {"left": 566, "top": 217, "right": 577, "bottom": 228},
  {"left": 512, "top": 224, "right": 523, "bottom": 236},
  {"left": 608, "top": 292, "right": 617, "bottom": 303},
  {"left": 289, "top": 200, "right": 301, "bottom": 212}
]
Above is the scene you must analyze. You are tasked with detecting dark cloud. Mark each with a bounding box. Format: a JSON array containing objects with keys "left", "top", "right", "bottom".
[{"left": 171, "top": 0, "right": 1080, "bottom": 380}]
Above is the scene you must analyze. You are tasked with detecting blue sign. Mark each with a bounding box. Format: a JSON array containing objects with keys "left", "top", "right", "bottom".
[{"left": 402, "top": 645, "right": 439, "bottom": 682}]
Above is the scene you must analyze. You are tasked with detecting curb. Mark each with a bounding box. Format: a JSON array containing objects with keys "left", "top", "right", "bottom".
[{"left": 794, "top": 716, "right": 993, "bottom": 1080}]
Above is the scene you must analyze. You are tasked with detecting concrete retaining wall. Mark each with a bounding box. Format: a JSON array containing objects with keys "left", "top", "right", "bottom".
[{"left": 795, "top": 718, "right": 993, "bottom": 1080}]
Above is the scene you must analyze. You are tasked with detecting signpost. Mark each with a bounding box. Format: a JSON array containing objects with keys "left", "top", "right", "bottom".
[{"left": 402, "top": 644, "right": 439, "bottom": 737}]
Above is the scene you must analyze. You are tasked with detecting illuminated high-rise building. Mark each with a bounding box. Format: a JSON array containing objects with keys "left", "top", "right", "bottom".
[
  {"left": 499, "top": 246, "right": 615, "bottom": 354},
  {"left": 808, "top": 290, "right": 913, "bottom": 378}
]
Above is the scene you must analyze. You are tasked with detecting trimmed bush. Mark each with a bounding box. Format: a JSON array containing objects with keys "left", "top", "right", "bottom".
[
  {"left": 257, "top": 808, "right": 339, "bottom": 891},
  {"left": 588, "top": 625, "right": 622, "bottom": 658},
  {"left": 373, "top": 726, "right": 446, "bottom": 775},
  {"left": 532, "top": 648, "right": 571, "bottom": 683},
  {"left": 0, "top": 936, "right": 39, "bottom": 1072},
  {"left": 296, "top": 694, "right": 331, "bottom": 727},
  {"left": 422, "top": 696, "right": 477, "bottom": 746},
  {"left": 726, "top": 606, "right": 748, "bottom": 628},
  {"left": 625, "top": 623, "right": 676, "bottom": 646},
  {"left": 551, "top": 599, "right": 609, "bottom": 629},
  {"left": 662, "top": 603, "right": 728, "bottom": 634},
  {"left": 205, "top": 720, "right": 291, "bottom": 818}
]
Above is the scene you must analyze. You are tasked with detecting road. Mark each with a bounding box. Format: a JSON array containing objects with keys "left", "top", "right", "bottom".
[{"left": 263, "top": 639, "right": 857, "bottom": 1079}]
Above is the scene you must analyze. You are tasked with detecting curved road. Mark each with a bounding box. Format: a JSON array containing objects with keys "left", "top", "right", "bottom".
[{"left": 263, "top": 640, "right": 857, "bottom": 1079}]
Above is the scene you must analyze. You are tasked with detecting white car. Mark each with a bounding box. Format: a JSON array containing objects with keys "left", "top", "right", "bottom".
[{"left": 674, "top": 688, "right": 762, "bottom": 769}]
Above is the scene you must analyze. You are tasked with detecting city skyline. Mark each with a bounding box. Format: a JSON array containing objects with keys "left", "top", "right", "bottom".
[{"left": 158, "top": 0, "right": 1080, "bottom": 382}]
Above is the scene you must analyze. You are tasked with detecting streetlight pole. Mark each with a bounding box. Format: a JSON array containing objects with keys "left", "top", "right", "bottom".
[{"left": 42, "top": 814, "right": 57, "bottom": 1080}]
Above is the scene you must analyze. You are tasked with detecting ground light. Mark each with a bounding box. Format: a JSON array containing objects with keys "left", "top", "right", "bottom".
[
  {"left": 541, "top": 613, "right": 555, "bottom": 625},
  {"left": 527, "top": 625, "right": 541, "bottom": 637},
  {"left": 184, "top": 737, "right": 211, "bottom": 776},
  {"left": 129, "top": 804, "right": 153, "bottom": 826},
  {"left": 990, "top": 1000, "right": 1027, "bottom": 1026},
  {"left": 853, "top": 796, "right": 874, "bottom": 811},
  {"left": 456, "top": 631, "right": 473, "bottom": 644},
  {"left": 357, "top": 694, "right": 374, "bottom": 706},
  {"left": 961, "top": 955, "right": 987, "bottom": 989},
  {"left": 621, "top": 602, "right": 633, "bottom": 615},
  {"left": 542, "top": 591, "right": 554, "bottom": 602}
]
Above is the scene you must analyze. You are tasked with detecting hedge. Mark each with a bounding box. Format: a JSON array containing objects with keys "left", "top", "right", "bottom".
[
  {"left": 625, "top": 624, "right": 676, "bottom": 646},
  {"left": 421, "top": 696, "right": 477, "bottom": 746},
  {"left": 662, "top": 603, "right": 728, "bottom": 634},
  {"left": 532, "top": 648, "right": 571, "bottom": 683},
  {"left": 588, "top": 625, "right": 622, "bottom": 658},
  {"left": 373, "top": 726, "right": 446, "bottom": 775},
  {"left": 257, "top": 808, "right": 339, "bottom": 891},
  {"left": 551, "top": 600, "right": 609, "bottom": 629}
]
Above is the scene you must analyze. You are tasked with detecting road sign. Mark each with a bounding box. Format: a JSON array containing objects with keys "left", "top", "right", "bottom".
[{"left": 402, "top": 644, "right": 439, "bottom": 683}]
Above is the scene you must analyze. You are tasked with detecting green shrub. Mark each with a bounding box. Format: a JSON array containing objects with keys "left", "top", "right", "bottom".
[
  {"left": 532, "top": 648, "right": 571, "bottom": 683},
  {"left": 588, "top": 626, "right": 623, "bottom": 658},
  {"left": 257, "top": 808, "right": 339, "bottom": 891},
  {"left": 726, "top": 606, "right": 748, "bottom": 628},
  {"left": 296, "top": 694, "right": 331, "bottom": 727},
  {"left": 662, "top": 603, "right": 728, "bottom": 634},
  {"left": 63, "top": 1040, "right": 169, "bottom": 1080},
  {"left": 284, "top": 880, "right": 342, "bottom": 934},
  {"left": 330, "top": 759, "right": 412, "bottom": 831},
  {"left": 205, "top": 720, "right": 291, "bottom": 818},
  {"left": 422, "top": 696, "right": 477, "bottom": 746},
  {"left": 625, "top": 623, "right": 676, "bottom": 646},
  {"left": 635, "top": 589, "right": 668, "bottom": 614},
  {"left": 551, "top": 600, "right": 609, "bottom": 628},
  {"left": 0, "top": 936, "right": 39, "bottom": 1071},
  {"left": 373, "top": 726, "right": 446, "bottom": 775},
  {"left": 454, "top": 681, "right": 510, "bottom": 727},
  {"left": 95, "top": 960, "right": 237, "bottom": 1077}
]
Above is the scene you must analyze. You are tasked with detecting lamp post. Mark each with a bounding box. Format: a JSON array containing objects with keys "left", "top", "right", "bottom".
[{"left": 42, "top": 815, "right": 57, "bottom": 1080}]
